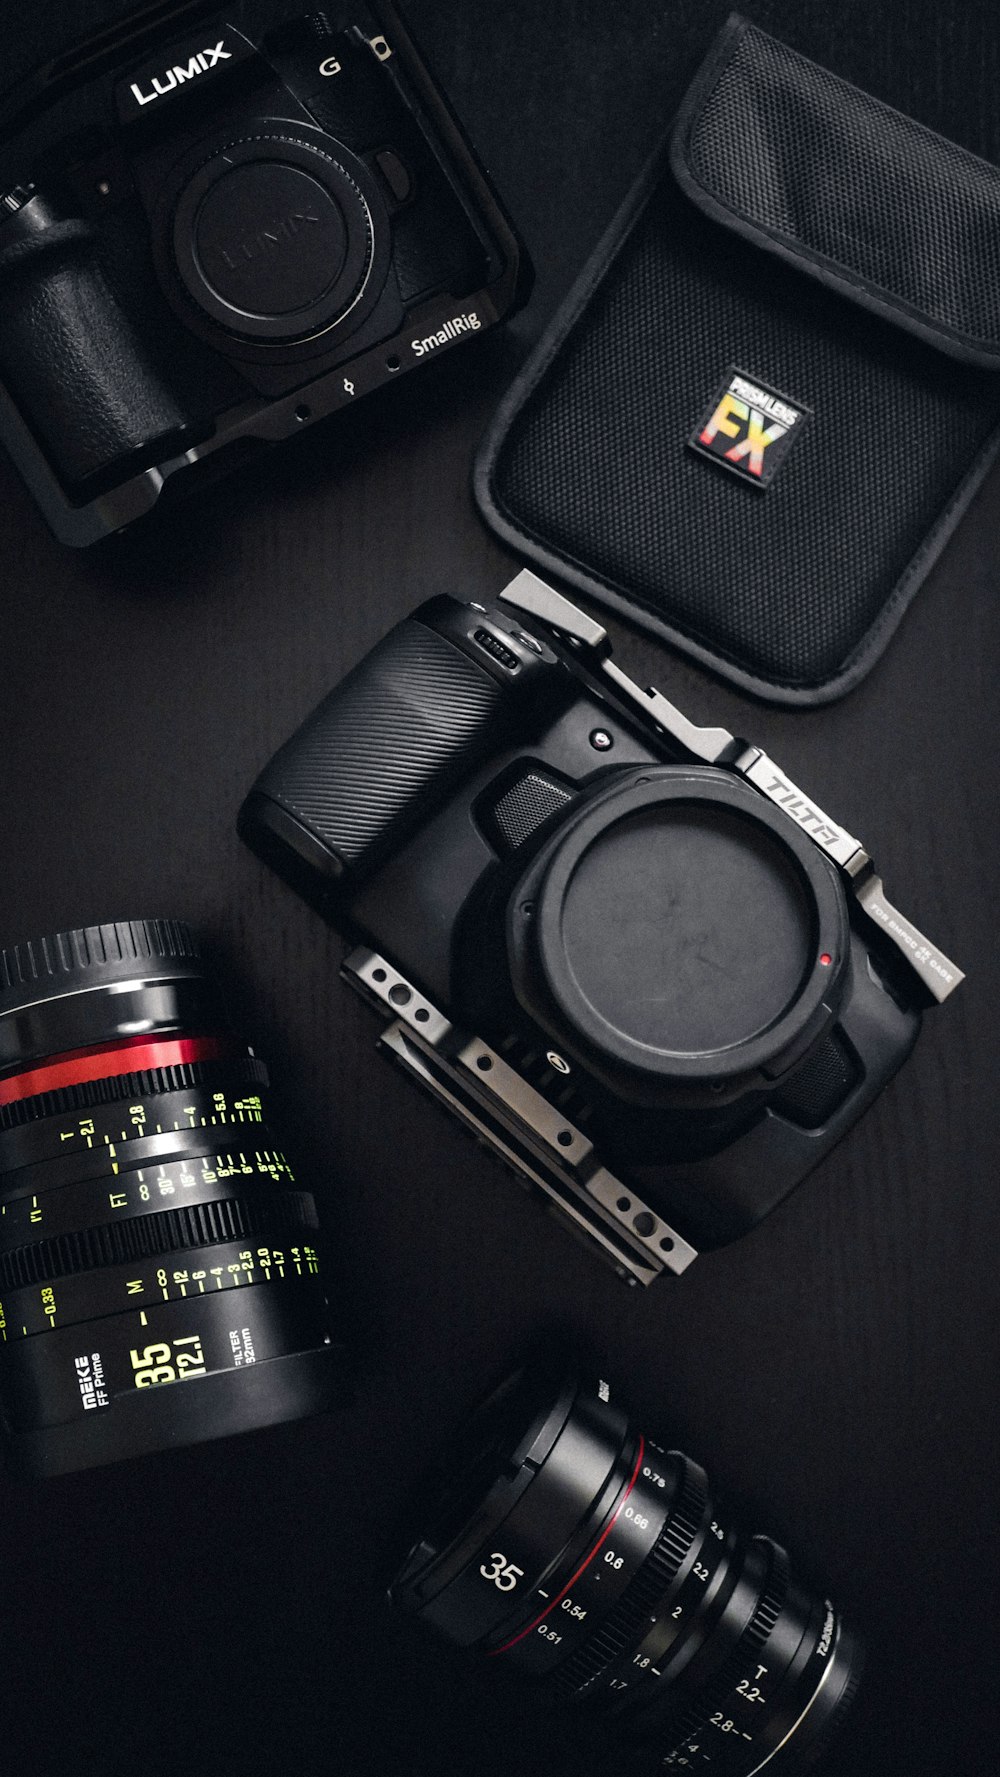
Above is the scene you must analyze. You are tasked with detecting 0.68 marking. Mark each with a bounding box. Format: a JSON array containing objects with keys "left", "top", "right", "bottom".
[{"left": 485, "top": 1438, "right": 653, "bottom": 1672}]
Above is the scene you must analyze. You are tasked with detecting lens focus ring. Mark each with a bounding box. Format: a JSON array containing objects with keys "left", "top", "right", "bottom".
[{"left": 553, "top": 1452, "right": 709, "bottom": 1696}]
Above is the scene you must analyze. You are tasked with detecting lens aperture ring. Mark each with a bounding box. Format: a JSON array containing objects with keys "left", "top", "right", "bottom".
[
  {"left": 719, "top": 1589, "right": 854, "bottom": 1777},
  {"left": 0, "top": 1081, "right": 274, "bottom": 1193},
  {"left": 553, "top": 1453, "right": 708, "bottom": 1697},
  {"left": 391, "top": 1372, "right": 861, "bottom": 1777},
  {"left": 0, "top": 1053, "right": 268, "bottom": 1138},
  {"left": 0, "top": 917, "right": 343, "bottom": 1477}
]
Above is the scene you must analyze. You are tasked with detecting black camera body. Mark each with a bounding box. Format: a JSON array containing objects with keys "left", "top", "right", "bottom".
[
  {"left": 0, "top": 0, "right": 529, "bottom": 544},
  {"left": 239, "top": 572, "right": 963, "bottom": 1284}
]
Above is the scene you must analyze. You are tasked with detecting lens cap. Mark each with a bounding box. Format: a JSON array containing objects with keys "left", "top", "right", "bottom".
[
  {"left": 171, "top": 131, "right": 380, "bottom": 342},
  {"left": 509, "top": 768, "right": 849, "bottom": 1098}
]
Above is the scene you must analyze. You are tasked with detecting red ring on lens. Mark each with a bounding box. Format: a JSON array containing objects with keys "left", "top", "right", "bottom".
[
  {"left": 488, "top": 1436, "right": 646, "bottom": 1657},
  {"left": 0, "top": 1035, "right": 229, "bottom": 1108}
]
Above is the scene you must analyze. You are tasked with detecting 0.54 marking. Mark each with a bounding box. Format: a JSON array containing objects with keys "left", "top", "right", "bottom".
[{"left": 487, "top": 1438, "right": 647, "bottom": 1658}]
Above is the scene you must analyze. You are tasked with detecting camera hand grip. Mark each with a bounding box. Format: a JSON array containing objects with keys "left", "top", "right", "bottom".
[
  {"left": 0, "top": 197, "right": 193, "bottom": 490},
  {"left": 239, "top": 617, "right": 506, "bottom": 890}
]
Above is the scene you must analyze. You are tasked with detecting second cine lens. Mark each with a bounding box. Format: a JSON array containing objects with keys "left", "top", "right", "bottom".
[
  {"left": 392, "top": 1368, "right": 860, "bottom": 1776},
  {"left": 0, "top": 918, "right": 344, "bottom": 1477}
]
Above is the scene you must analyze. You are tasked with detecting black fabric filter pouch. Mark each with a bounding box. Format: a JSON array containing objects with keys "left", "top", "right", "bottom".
[{"left": 476, "top": 15, "right": 1000, "bottom": 703}]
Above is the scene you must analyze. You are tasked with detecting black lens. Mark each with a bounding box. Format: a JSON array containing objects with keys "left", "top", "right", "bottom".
[
  {"left": 392, "top": 1369, "right": 861, "bottom": 1776},
  {"left": 0, "top": 918, "right": 344, "bottom": 1477}
]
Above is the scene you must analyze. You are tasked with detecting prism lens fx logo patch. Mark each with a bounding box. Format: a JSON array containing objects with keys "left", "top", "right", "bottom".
[{"left": 688, "top": 368, "right": 810, "bottom": 488}]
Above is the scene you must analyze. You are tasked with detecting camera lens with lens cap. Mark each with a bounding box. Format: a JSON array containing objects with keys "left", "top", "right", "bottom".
[
  {"left": 392, "top": 1366, "right": 861, "bottom": 1776},
  {"left": 0, "top": 917, "right": 344, "bottom": 1478}
]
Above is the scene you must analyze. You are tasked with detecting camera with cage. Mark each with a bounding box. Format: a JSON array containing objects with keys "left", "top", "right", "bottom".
[
  {"left": 0, "top": 0, "right": 529, "bottom": 543},
  {"left": 240, "top": 571, "right": 963, "bottom": 1284}
]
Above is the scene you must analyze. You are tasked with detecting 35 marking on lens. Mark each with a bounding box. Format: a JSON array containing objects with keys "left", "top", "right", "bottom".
[{"left": 488, "top": 1437, "right": 646, "bottom": 1656}]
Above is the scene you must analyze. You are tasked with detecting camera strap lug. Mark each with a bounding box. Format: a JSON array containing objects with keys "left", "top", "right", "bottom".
[{"left": 498, "top": 571, "right": 965, "bottom": 1003}]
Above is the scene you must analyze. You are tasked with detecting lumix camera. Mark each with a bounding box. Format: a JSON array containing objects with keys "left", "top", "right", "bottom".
[
  {"left": 0, "top": 0, "right": 529, "bottom": 544},
  {"left": 240, "top": 572, "right": 964, "bottom": 1285}
]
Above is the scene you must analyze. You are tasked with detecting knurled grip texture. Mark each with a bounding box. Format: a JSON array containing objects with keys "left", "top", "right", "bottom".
[
  {"left": 0, "top": 919, "right": 201, "bottom": 1007},
  {"left": 242, "top": 618, "right": 505, "bottom": 883},
  {"left": 0, "top": 211, "right": 191, "bottom": 489}
]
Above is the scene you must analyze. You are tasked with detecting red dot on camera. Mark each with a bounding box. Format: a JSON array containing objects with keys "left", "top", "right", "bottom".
[{"left": 820, "top": 952, "right": 833, "bottom": 967}]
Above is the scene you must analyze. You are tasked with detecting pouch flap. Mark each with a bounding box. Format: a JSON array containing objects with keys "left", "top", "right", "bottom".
[{"left": 671, "top": 15, "right": 1000, "bottom": 368}]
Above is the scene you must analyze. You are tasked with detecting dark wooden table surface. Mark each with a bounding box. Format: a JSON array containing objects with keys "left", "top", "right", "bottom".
[{"left": 0, "top": 4, "right": 997, "bottom": 1774}]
